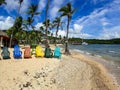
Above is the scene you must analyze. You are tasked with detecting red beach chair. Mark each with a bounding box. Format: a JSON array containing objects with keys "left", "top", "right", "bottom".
[{"left": 24, "top": 47, "right": 31, "bottom": 58}]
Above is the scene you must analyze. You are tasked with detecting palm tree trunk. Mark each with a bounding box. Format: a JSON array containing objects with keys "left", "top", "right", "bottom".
[
  {"left": 55, "top": 25, "right": 59, "bottom": 46},
  {"left": 9, "top": 2, "right": 22, "bottom": 47},
  {"left": 45, "top": 0, "right": 50, "bottom": 46},
  {"left": 65, "top": 16, "right": 70, "bottom": 54}
]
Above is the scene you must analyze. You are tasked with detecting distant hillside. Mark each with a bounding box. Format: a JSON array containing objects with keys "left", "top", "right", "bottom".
[{"left": 69, "top": 38, "right": 120, "bottom": 44}]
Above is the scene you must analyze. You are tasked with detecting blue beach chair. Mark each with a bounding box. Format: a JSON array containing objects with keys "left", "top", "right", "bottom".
[
  {"left": 54, "top": 46, "right": 61, "bottom": 58},
  {"left": 13, "top": 45, "right": 22, "bottom": 59}
]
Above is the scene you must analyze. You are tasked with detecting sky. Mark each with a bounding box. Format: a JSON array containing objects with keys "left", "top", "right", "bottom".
[{"left": 0, "top": 0, "right": 120, "bottom": 39}]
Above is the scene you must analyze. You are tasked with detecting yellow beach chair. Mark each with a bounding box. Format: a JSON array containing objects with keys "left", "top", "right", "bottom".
[{"left": 35, "top": 45, "right": 44, "bottom": 57}]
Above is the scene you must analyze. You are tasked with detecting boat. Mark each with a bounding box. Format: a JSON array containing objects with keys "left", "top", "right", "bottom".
[{"left": 82, "top": 42, "right": 88, "bottom": 45}]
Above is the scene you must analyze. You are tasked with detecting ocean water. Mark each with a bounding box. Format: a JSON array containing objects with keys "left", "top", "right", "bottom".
[{"left": 69, "top": 44, "right": 120, "bottom": 66}]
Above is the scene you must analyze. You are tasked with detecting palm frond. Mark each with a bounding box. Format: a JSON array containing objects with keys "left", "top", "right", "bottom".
[
  {"left": 35, "top": 12, "right": 41, "bottom": 15},
  {"left": 67, "top": 2, "right": 72, "bottom": 12},
  {"left": 59, "top": 6, "right": 68, "bottom": 12}
]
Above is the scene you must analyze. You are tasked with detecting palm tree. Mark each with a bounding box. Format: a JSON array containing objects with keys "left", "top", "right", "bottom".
[
  {"left": 9, "top": 0, "right": 24, "bottom": 47},
  {"left": 18, "top": 0, "right": 23, "bottom": 15},
  {"left": 0, "top": 0, "right": 7, "bottom": 5},
  {"left": 59, "top": 2, "right": 76, "bottom": 55},
  {"left": 25, "top": 3, "right": 41, "bottom": 44},
  {"left": 26, "top": 4, "right": 41, "bottom": 30},
  {"left": 43, "top": 19, "right": 52, "bottom": 43},
  {"left": 26, "top": 4, "right": 41, "bottom": 19},
  {"left": 45, "top": 0, "right": 50, "bottom": 46},
  {"left": 40, "top": 26, "right": 45, "bottom": 34},
  {"left": 53, "top": 17, "right": 61, "bottom": 46}
]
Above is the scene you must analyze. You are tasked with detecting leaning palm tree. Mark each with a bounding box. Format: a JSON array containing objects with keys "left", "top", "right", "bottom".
[
  {"left": 0, "top": 0, "right": 7, "bottom": 5},
  {"left": 53, "top": 17, "right": 61, "bottom": 46},
  {"left": 9, "top": 0, "right": 24, "bottom": 47},
  {"left": 59, "top": 2, "right": 76, "bottom": 55},
  {"left": 45, "top": 0, "right": 50, "bottom": 46}
]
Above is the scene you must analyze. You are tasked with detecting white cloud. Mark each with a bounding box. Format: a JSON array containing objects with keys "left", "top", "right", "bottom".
[
  {"left": 35, "top": 22, "right": 44, "bottom": 30},
  {"left": 50, "top": 6, "right": 59, "bottom": 19},
  {"left": 98, "top": 26, "right": 120, "bottom": 39},
  {"left": 49, "top": 0, "right": 64, "bottom": 19},
  {"left": 74, "top": 0, "right": 120, "bottom": 39},
  {"left": 77, "top": 8, "right": 108, "bottom": 26},
  {"left": 100, "top": 18, "right": 110, "bottom": 26},
  {"left": 73, "top": 24, "right": 83, "bottom": 32},
  {"left": 49, "top": 0, "right": 73, "bottom": 19},
  {"left": 3, "top": 0, "right": 30, "bottom": 16},
  {"left": 81, "top": 33, "right": 92, "bottom": 39},
  {"left": 20, "top": 0, "right": 30, "bottom": 14},
  {"left": 57, "top": 30, "right": 66, "bottom": 37},
  {"left": 5, "top": 0, "right": 18, "bottom": 13},
  {"left": 0, "top": 16, "right": 14, "bottom": 30},
  {"left": 69, "top": 24, "right": 83, "bottom": 34},
  {"left": 53, "top": 30, "right": 66, "bottom": 37},
  {"left": 67, "top": 24, "right": 92, "bottom": 38},
  {"left": 38, "top": 0, "right": 46, "bottom": 11}
]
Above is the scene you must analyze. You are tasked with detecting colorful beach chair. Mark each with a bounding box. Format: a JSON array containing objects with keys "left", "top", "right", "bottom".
[
  {"left": 44, "top": 47, "right": 53, "bottom": 58},
  {"left": 31, "top": 44, "right": 36, "bottom": 55},
  {"left": 54, "top": 46, "right": 61, "bottom": 58},
  {"left": 35, "top": 45, "right": 44, "bottom": 57},
  {"left": 13, "top": 45, "right": 22, "bottom": 59},
  {"left": 24, "top": 47, "right": 31, "bottom": 58},
  {"left": 1, "top": 46, "right": 10, "bottom": 59}
]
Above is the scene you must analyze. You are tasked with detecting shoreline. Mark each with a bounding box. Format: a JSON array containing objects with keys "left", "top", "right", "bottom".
[
  {"left": 71, "top": 49, "right": 120, "bottom": 87},
  {"left": 0, "top": 45, "right": 119, "bottom": 90},
  {"left": 70, "top": 50, "right": 119, "bottom": 89}
]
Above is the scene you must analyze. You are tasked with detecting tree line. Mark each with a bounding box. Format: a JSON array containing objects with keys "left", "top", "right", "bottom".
[
  {"left": 68, "top": 38, "right": 120, "bottom": 44},
  {"left": 0, "top": 0, "right": 76, "bottom": 55}
]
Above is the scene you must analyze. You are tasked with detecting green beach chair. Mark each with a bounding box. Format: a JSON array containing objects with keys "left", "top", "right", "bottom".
[
  {"left": 1, "top": 46, "right": 10, "bottom": 59},
  {"left": 44, "top": 47, "right": 53, "bottom": 58}
]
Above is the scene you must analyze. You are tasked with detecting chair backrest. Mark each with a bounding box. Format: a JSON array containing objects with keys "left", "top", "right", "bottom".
[
  {"left": 54, "top": 46, "right": 61, "bottom": 58},
  {"left": 24, "top": 47, "right": 31, "bottom": 58},
  {"left": 14, "top": 45, "right": 20, "bottom": 52},
  {"left": 44, "top": 47, "right": 52, "bottom": 58},
  {"left": 36, "top": 45, "right": 42, "bottom": 52},
  {"left": 35, "top": 45, "right": 44, "bottom": 57},
  {"left": 13, "top": 45, "right": 22, "bottom": 58},
  {"left": 2, "top": 46, "right": 10, "bottom": 57}
]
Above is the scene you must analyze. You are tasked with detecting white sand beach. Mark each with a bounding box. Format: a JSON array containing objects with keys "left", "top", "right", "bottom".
[{"left": 0, "top": 45, "right": 119, "bottom": 90}]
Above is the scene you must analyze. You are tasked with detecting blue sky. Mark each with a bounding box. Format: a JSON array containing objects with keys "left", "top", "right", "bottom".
[{"left": 0, "top": 0, "right": 120, "bottom": 39}]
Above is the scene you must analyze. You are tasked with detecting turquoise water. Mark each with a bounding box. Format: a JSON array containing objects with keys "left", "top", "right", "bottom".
[{"left": 69, "top": 44, "right": 120, "bottom": 66}]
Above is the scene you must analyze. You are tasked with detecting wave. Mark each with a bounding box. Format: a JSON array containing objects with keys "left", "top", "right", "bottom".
[{"left": 72, "top": 49, "right": 102, "bottom": 58}]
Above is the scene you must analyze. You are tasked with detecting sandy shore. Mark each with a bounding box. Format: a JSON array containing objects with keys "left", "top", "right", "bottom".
[{"left": 0, "top": 45, "right": 119, "bottom": 90}]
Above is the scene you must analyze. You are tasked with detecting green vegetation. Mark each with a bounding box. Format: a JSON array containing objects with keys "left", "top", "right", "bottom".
[
  {"left": 68, "top": 38, "right": 120, "bottom": 44},
  {"left": 3, "top": 1, "right": 76, "bottom": 55},
  {"left": 0, "top": 0, "right": 7, "bottom": 5}
]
